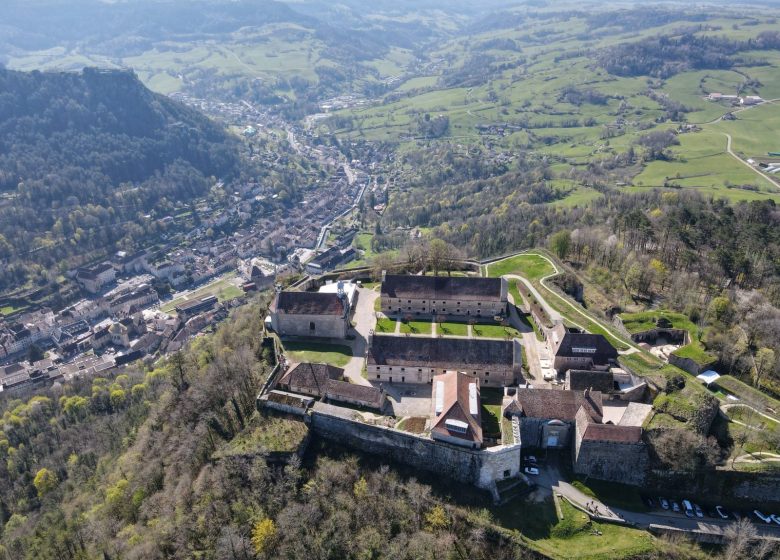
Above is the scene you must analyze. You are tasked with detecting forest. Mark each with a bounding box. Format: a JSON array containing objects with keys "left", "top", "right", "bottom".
[
  {"left": 0, "top": 299, "right": 536, "bottom": 560},
  {"left": 0, "top": 68, "right": 241, "bottom": 292}
]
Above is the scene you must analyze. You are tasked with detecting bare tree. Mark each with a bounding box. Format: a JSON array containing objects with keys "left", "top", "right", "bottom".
[{"left": 723, "top": 518, "right": 757, "bottom": 560}]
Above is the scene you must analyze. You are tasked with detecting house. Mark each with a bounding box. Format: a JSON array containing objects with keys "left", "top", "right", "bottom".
[
  {"left": 367, "top": 334, "right": 522, "bottom": 386},
  {"left": 740, "top": 95, "right": 763, "bottom": 106},
  {"left": 430, "top": 371, "right": 482, "bottom": 449},
  {"left": 550, "top": 323, "right": 617, "bottom": 374},
  {"left": 380, "top": 273, "right": 507, "bottom": 319},
  {"left": 269, "top": 290, "right": 350, "bottom": 339},
  {"left": 510, "top": 388, "right": 603, "bottom": 449},
  {"left": 76, "top": 263, "right": 116, "bottom": 294},
  {"left": 107, "top": 284, "right": 158, "bottom": 316}
]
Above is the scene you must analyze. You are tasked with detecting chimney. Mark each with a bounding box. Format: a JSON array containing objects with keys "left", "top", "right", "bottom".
[{"left": 381, "top": 269, "right": 386, "bottom": 283}]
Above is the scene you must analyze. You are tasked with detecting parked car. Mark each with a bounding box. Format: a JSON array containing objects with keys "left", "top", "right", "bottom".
[
  {"left": 659, "top": 497, "right": 670, "bottom": 510},
  {"left": 770, "top": 514, "right": 780, "bottom": 526},
  {"left": 715, "top": 506, "right": 730, "bottom": 520},
  {"left": 671, "top": 501, "right": 681, "bottom": 513},
  {"left": 682, "top": 500, "right": 695, "bottom": 518},
  {"left": 693, "top": 504, "right": 704, "bottom": 518},
  {"left": 523, "top": 466, "right": 539, "bottom": 476},
  {"left": 754, "top": 510, "right": 773, "bottom": 524}
]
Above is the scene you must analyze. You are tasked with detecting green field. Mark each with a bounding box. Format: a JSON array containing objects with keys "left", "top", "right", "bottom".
[
  {"left": 436, "top": 321, "right": 468, "bottom": 336},
  {"left": 472, "top": 323, "right": 521, "bottom": 339},
  {"left": 282, "top": 341, "right": 353, "bottom": 368},
  {"left": 399, "top": 320, "right": 432, "bottom": 335},
  {"left": 375, "top": 317, "right": 397, "bottom": 333},
  {"left": 487, "top": 254, "right": 556, "bottom": 280},
  {"left": 161, "top": 272, "right": 244, "bottom": 314}
]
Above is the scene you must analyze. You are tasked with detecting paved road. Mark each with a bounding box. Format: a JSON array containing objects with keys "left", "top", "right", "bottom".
[
  {"left": 723, "top": 132, "right": 780, "bottom": 189},
  {"left": 537, "top": 456, "right": 780, "bottom": 540},
  {"left": 341, "top": 287, "right": 379, "bottom": 386}
]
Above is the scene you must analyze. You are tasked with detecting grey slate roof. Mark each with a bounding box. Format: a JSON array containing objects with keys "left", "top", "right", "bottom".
[
  {"left": 272, "top": 291, "right": 346, "bottom": 316},
  {"left": 552, "top": 324, "right": 618, "bottom": 364},
  {"left": 567, "top": 369, "right": 614, "bottom": 393},
  {"left": 368, "top": 334, "right": 515, "bottom": 370},
  {"left": 381, "top": 275, "right": 503, "bottom": 302},
  {"left": 278, "top": 362, "right": 343, "bottom": 396},
  {"left": 326, "top": 380, "right": 383, "bottom": 409}
]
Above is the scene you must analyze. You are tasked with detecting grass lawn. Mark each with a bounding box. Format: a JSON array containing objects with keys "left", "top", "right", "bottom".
[
  {"left": 214, "top": 413, "right": 308, "bottom": 456},
  {"left": 400, "top": 320, "right": 432, "bottom": 335},
  {"left": 670, "top": 342, "right": 716, "bottom": 366},
  {"left": 282, "top": 341, "right": 353, "bottom": 368},
  {"left": 480, "top": 388, "right": 503, "bottom": 439},
  {"left": 570, "top": 479, "right": 648, "bottom": 512},
  {"left": 487, "top": 253, "right": 556, "bottom": 281},
  {"left": 375, "top": 317, "right": 397, "bottom": 333},
  {"left": 491, "top": 499, "right": 657, "bottom": 558},
  {"left": 508, "top": 280, "right": 525, "bottom": 306},
  {"left": 716, "top": 375, "right": 780, "bottom": 414},
  {"left": 436, "top": 321, "right": 468, "bottom": 336},
  {"left": 161, "top": 272, "right": 243, "bottom": 314},
  {"left": 472, "top": 323, "right": 521, "bottom": 339}
]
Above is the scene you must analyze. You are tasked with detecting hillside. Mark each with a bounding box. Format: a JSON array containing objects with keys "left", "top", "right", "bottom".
[{"left": 0, "top": 67, "right": 241, "bottom": 292}]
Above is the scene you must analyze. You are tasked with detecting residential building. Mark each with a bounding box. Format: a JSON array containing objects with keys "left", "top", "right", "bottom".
[
  {"left": 305, "top": 245, "right": 356, "bottom": 275},
  {"left": 76, "top": 263, "right": 116, "bottom": 294},
  {"left": 175, "top": 295, "right": 218, "bottom": 320},
  {"left": 380, "top": 273, "right": 507, "bottom": 319},
  {"left": 367, "top": 334, "right": 522, "bottom": 386},
  {"left": 430, "top": 371, "right": 482, "bottom": 449}
]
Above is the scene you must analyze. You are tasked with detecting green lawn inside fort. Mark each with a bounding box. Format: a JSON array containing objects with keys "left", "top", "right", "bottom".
[
  {"left": 282, "top": 341, "right": 353, "bottom": 368},
  {"left": 399, "top": 320, "right": 432, "bottom": 335},
  {"left": 487, "top": 253, "right": 556, "bottom": 281},
  {"left": 375, "top": 317, "right": 397, "bottom": 333},
  {"left": 472, "top": 323, "right": 521, "bottom": 339},
  {"left": 436, "top": 321, "right": 468, "bottom": 336}
]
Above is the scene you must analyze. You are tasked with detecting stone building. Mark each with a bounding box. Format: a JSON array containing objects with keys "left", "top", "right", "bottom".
[
  {"left": 238, "top": 257, "right": 276, "bottom": 291},
  {"left": 269, "top": 290, "right": 350, "bottom": 339},
  {"left": 564, "top": 369, "right": 614, "bottom": 394},
  {"left": 277, "top": 362, "right": 385, "bottom": 411},
  {"left": 380, "top": 273, "right": 507, "bottom": 319},
  {"left": 431, "top": 371, "right": 482, "bottom": 449},
  {"left": 511, "top": 388, "right": 604, "bottom": 449},
  {"left": 367, "top": 334, "right": 522, "bottom": 386},
  {"left": 572, "top": 406, "right": 648, "bottom": 486},
  {"left": 550, "top": 323, "right": 618, "bottom": 374}
]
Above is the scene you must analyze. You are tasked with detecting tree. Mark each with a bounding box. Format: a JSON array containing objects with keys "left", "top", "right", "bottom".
[
  {"left": 723, "top": 518, "right": 757, "bottom": 560},
  {"left": 549, "top": 230, "right": 572, "bottom": 260},
  {"left": 33, "top": 468, "right": 58, "bottom": 497},
  {"left": 424, "top": 505, "right": 450, "bottom": 532},
  {"left": 251, "top": 518, "right": 277, "bottom": 555},
  {"left": 169, "top": 351, "right": 189, "bottom": 393},
  {"left": 753, "top": 347, "right": 775, "bottom": 389},
  {"left": 26, "top": 344, "right": 44, "bottom": 364}
]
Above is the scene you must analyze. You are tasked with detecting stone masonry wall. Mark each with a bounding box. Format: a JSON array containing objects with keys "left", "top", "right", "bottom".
[
  {"left": 573, "top": 439, "right": 649, "bottom": 486},
  {"left": 309, "top": 410, "right": 521, "bottom": 489}
]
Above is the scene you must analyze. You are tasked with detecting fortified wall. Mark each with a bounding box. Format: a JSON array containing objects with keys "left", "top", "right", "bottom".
[{"left": 309, "top": 408, "right": 522, "bottom": 490}]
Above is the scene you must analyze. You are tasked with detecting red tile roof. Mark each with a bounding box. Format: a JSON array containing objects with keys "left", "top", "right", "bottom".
[{"left": 430, "top": 371, "right": 482, "bottom": 446}]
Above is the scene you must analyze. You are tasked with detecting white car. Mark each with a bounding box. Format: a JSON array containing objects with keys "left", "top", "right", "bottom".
[
  {"left": 659, "top": 498, "right": 670, "bottom": 510},
  {"left": 671, "top": 501, "right": 681, "bottom": 513},
  {"left": 524, "top": 466, "right": 539, "bottom": 476},
  {"left": 754, "top": 510, "right": 773, "bottom": 524},
  {"left": 693, "top": 504, "right": 704, "bottom": 518},
  {"left": 770, "top": 514, "right": 780, "bottom": 526},
  {"left": 715, "top": 506, "right": 730, "bottom": 520}
]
